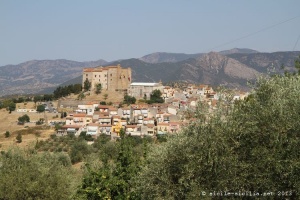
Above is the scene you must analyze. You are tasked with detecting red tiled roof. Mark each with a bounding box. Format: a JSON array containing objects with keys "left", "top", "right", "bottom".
[
  {"left": 158, "top": 123, "right": 169, "bottom": 126},
  {"left": 126, "top": 125, "right": 137, "bottom": 128},
  {"left": 99, "top": 124, "right": 112, "bottom": 127},
  {"left": 87, "top": 123, "right": 100, "bottom": 126},
  {"left": 62, "top": 125, "right": 81, "bottom": 129},
  {"left": 73, "top": 113, "right": 86, "bottom": 117}
]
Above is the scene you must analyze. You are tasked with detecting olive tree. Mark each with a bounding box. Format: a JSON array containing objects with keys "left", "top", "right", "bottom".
[
  {"left": 135, "top": 73, "right": 300, "bottom": 199},
  {"left": 0, "top": 148, "right": 78, "bottom": 200}
]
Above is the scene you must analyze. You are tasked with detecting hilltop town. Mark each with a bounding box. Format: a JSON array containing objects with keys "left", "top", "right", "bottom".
[{"left": 52, "top": 64, "right": 249, "bottom": 138}]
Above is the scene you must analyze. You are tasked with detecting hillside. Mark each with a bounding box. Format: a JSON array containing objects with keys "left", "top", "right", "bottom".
[
  {"left": 138, "top": 48, "right": 258, "bottom": 63},
  {"left": 219, "top": 48, "right": 259, "bottom": 55},
  {"left": 139, "top": 52, "right": 203, "bottom": 63},
  {"left": 0, "top": 59, "right": 107, "bottom": 96},
  {"left": 1, "top": 50, "right": 300, "bottom": 96},
  {"left": 100, "top": 51, "right": 299, "bottom": 89},
  {"left": 32, "top": 51, "right": 300, "bottom": 94},
  {"left": 226, "top": 51, "right": 300, "bottom": 73}
]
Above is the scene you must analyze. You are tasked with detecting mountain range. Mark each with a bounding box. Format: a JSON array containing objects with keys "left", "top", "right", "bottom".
[{"left": 0, "top": 48, "right": 299, "bottom": 97}]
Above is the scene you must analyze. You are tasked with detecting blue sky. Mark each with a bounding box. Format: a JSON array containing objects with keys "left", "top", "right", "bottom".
[{"left": 1, "top": 0, "right": 300, "bottom": 66}]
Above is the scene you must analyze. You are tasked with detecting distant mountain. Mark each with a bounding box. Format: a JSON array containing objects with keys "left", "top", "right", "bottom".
[
  {"left": 1, "top": 50, "right": 299, "bottom": 97},
  {"left": 219, "top": 48, "right": 259, "bottom": 55},
  {"left": 139, "top": 52, "right": 203, "bottom": 63},
  {"left": 110, "top": 52, "right": 259, "bottom": 89},
  {"left": 138, "top": 49, "right": 258, "bottom": 64},
  {"left": 111, "top": 51, "right": 299, "bottom": 89},
  {"left": 226, "top": 51, "right": 300, "bottom": 73},
  {"left": 0, "top": 59, "right": 107, "bottom": 96}
]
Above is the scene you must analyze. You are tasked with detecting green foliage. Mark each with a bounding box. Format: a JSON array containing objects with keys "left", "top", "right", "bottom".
[
  {"left": 60, "top": 112, "right": 67, "bottom": 118},
  {"left": 295, "top": 55, "right": 300, "bottom": 75},
  {"left": 79, "top": 131, "right": 94, "bottom": 141},
  {"left": 36, "top": 118, "right": 44, "bottom": 125},
  {"left": 18, "top": 114, "right": 30, "bottom": 123},
  {"left": 103, "top": 93, "right": 108, "bottom": 100},
  {"left": 36, "top": 104, "right": 45, "bottom": 113},
  {"left": 16, "top": 133, "right": 22, "bottom": 143},
  {"left": 77, "top": 92, "right": 85, "bottom": 100},
  {"left": 54, "top": 84, "right": 82, "bottom": 98},
  {"left": 147, "top": 89, "right": 164, "bottom": 104},
  {"left": 135, "top": 72, "right": 300, "bottom": 199},
  {"left": 69, "top": 140, "right": 92, "bottom": 164},
  {"left": 33, "top": 95, "right": 43, "bottom": 103},
  {"left": 0, "top": 148, "right": 76, "bottom": 199},
  {"left": 77, "top": 129, "right": 142, "bottom": 199},
  {"left": 4, "top": 131, "right": 10, "bottom": 138},
  {"left": 123, "top": 95, "right": 136, "bottom": 105},
  {"left": 99, "top": 101, "right": 106, "bottom": 105},
  {"left": 95, "top": 83, "right": 102, "bottom": 94},
  {"left": 1, "top": 99, "right": 16, "bottom": 113},
  {"left": 84, "top": 79, "right": 91, "bottom": 92}
]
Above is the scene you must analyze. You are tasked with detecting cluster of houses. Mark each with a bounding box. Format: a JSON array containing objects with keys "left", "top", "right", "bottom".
[{"left": 58, "top": 82, "right": 248, "bottom": 138}]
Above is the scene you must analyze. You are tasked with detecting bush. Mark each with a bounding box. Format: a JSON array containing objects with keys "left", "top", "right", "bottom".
[
  {"left": 4, "top": 131, "right": 10, "bottom": 138},
  {"left": 16, "top": 133, "right": 22, "bottom": 143},
  {"left": 18, "top": 114, "right": 30, "bottom": 124},
  {"left": 69, "top": 140, "right": 92, "bottom": 164}
]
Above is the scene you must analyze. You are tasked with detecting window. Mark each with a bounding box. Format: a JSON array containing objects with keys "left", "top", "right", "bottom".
[
  {"left": 86, "top": 74, "right": 88, "bottom": 77},
  {"left": 110, "top": 74, "right": 112, "bottom": 77},
  {"left": 95, "top": 75, "right": 96, "bottom": 77}
]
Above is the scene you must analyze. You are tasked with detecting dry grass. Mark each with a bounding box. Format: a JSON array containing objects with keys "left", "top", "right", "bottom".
[{"left": 0, "top": 108, "right": 58, "bottom": 151}]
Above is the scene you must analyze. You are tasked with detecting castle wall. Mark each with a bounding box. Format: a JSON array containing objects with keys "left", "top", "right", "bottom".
[{"left": 82, "top": 65, "right": 131, "bottom": 92}]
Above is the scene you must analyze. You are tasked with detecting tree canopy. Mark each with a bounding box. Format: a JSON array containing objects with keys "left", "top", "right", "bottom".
[
  {"left": 135, "top": 73, "right": 300, "bottom": 199},
  {"left": 0, "top": 148, "right": 76, "bottom": 200},
  {"left": 84, "top": 79, "right": 91, "bottom": 92},
  {"left": 36, "top": 104, "right": 45, "bottom": 113},
  {"left": 18, "top": 114, "right": 30, "bottom": 124},
  {"left": 123, "top": 94, "right": 136, "bottom": 105},
  {"left": 147, "top": 89, "right": 164, "bottom": 104}
]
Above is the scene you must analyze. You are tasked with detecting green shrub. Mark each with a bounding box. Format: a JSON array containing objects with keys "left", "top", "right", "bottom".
[{"left": 4, "top": 131, "right": 10, "bottom": 138}]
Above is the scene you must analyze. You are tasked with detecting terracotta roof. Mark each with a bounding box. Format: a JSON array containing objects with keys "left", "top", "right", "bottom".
[
  {"left": 62, "top": 125, "right": 81, "bottom": 129},
  {"left": 99, "top": 115, "right": 111, "bottom": 119},
  {"left": 73, "top": 113, "right": 86, "bottom": 117},
  {"left": 126, "top": 125, "right": 137, "bottom": 128},
  {"left": 158, "top": 123, "right": 169, "bottom": 126},
  {"left": 99, "top": 112, "right": 109, "bottom": 116},
  {"left": 146, "top": 124, "right": 155, "bottom": 128},
  {"left": 99, "top": 124, "right": 112, "bottom": 127},
  {"left": 98, "top": 105, "right": 110, "bottom": 109},
  {"left": 83, "top": 68, "right": 94, "bottom": 72},
  {"left": 87, "top": 123, "right": 100, "bottom": 126}
]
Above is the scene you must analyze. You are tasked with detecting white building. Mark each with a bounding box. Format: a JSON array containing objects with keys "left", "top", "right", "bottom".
[{"left": 128, "top": 82, "right": 164, "bottom": 100}]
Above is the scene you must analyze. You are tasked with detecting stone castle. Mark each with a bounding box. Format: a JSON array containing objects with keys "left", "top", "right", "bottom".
[{"left": 82, "top": 65, "right": 131, "bottom": 92}]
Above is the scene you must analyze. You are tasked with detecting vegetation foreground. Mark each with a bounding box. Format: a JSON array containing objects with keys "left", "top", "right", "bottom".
[{"left": 1, "top": 66, "right": 300, "bottom": 199}]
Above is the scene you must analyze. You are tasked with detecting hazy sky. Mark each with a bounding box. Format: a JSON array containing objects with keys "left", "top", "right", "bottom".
[{"left": 1, "top": 0, "right": 300, "bottom": 66}]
